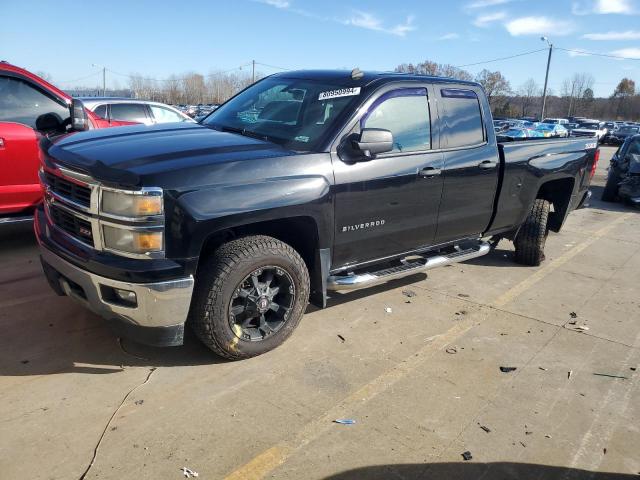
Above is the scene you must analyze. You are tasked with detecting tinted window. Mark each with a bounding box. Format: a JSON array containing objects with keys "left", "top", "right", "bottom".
[
  {"left": 150, "top": 105, "right": 185, "bottom": 123},
  {"left": 440, "top": 89, "right": 485, "bottom": 148},
  {"left": 93, "top": 105, "right": 107, "bottom": 118},
  {"left": 361, "top": 88, "right": 430, "bottom": 153},
  {"left": 0, "top": 76, "right": 69, "bottom": 129},
  {"left": 110, "top": 103, "right": 148, "bottom": 123}
]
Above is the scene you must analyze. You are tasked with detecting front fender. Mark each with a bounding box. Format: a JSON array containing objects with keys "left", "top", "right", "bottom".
[{"left": 168, "top": 175, "right": 333, "bottom": 258}]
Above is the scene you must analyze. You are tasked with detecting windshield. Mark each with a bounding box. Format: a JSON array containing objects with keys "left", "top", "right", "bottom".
[
  {"left": 203, "top": 77, "right": 363, "bottom": 151},
  {"left": 579, "top": 123, "right": 599, "bottom": 129},
  {"left": 542, "top": 119, "right": 559, "bottom": 124},
  {"left": 619, "top": 126, "right": 639, "bottom": 133}
]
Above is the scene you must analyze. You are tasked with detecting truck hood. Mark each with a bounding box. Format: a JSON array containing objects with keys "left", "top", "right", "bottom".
[{"left": 45, "top": 122, "right": 294, "bottom": 188}]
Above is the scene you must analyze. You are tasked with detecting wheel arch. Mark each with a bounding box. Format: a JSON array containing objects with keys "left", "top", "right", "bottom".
[
  {"left": 535, "top": 177, "right": 576, "bottom": 232},
  {"left": 196, "top": 215, "right": 329, "bottom": 308}
]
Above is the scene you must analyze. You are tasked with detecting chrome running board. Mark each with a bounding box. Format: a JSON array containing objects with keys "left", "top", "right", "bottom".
[{"left": 327, "top": 242, "right": 491, "bottom": 292}]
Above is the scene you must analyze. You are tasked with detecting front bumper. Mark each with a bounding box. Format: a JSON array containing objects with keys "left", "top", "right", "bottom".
[{"left": 40, "top": 245, "right": 194, "bottom": 346}]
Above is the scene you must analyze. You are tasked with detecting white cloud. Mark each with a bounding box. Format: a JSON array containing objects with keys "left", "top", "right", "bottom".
[
  {"left": 466, "top": 0, "right": 511, "bottom": 8},
  {"left": 257, "top": 0, "right": 290, "bottom": 8},
  {"left": 583, "top": 30, "right": 640, "bottom": 40},
  {"left": 438, "top": 32, "right": 460, "bottom": 40},
  {"left": 343, "top": 11, "right": 416, "bottom": 37},
  {"left": 473, "top": 11, "right": 507, "bottom": 27},
  {"left": 505, "top": 16, "right": 574, "bottom": 36},
  {"left": 611, "top": 48, "right": 640, "bottom": 59},
  {"left": 572, "top": 0, "right": 635, "bottom": 15}
]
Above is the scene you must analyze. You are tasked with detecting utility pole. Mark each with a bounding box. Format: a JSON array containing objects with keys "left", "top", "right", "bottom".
[
  {"left": 568, "top": 82, "right": 576, "bottom": 117},
  {"left": 252, "top": 60, "right": 255, "bottom": 84},
  {"left": 92, "top": 63, "right": 107, "bottom": 96},
  {"left": 540, "top": 37, "right": 553, "bottom": 121}
]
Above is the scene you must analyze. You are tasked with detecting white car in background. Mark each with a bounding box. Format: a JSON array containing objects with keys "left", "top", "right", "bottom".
[
  {"left": 570, "top": 120, "right": 607, "bottom": 142},
  {"left": 78, "top": 97, "right": 195, "bottom": 126}
]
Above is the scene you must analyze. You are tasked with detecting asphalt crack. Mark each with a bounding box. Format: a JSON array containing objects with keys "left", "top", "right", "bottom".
[{"left": 78, "top": 367, "right": 157, "bottom": 480}]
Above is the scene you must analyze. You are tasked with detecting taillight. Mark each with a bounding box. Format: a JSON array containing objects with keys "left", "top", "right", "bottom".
[{"left": 590, "top": 148, "right": 600, "bottom": 179}]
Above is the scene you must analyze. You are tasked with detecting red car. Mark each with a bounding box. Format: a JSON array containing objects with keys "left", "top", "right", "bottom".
[{"left": 0, "top": 61, "right": 132, "bottom": 223}]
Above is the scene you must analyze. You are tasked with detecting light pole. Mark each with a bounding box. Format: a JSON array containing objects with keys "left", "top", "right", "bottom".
[
  {"left": 540, "top": 36, "right": 553, "bottom": 121},
  {"left": 92, "top": 63, "right": 106, "bottom": 96}
]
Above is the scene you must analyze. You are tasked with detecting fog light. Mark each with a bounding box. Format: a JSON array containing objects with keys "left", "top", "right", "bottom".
[
  {"left": 114, "top": 288, "right": 137, "bottom": 306},
  {"left": 101, "top": 284, "right": 138, "bottom": 307}
]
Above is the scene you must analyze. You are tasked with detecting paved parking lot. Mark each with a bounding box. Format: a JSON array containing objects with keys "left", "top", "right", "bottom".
[{"left": 1, "top": 146, "right": 638, "bottom": 479}]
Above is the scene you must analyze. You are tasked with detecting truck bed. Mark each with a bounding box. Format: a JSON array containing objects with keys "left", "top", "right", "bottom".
[{"left": 490, "top": 137, "right": 598, "bottom": 236}]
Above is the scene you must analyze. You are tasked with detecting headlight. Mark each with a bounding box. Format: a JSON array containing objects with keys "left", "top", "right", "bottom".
[
  {"left": 101, "top": 189, "right": 163, "bottom": 218},
  {"left": 103, "top": 225, "right": 163, "bottom": 255}
]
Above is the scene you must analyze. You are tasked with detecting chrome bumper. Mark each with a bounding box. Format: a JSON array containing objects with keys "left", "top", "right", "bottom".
[{"left": 40, "top": 246, "right": 194, "bottom": 329}]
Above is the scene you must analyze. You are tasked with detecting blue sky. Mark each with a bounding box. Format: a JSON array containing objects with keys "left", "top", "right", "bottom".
[{"left": 2, "top": 0, "right": 640, "bottom": 96}]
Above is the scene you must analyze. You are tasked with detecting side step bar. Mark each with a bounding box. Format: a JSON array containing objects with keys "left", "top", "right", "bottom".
[{"left": 327, "top": 242, "right": 491, "bottom": 292}]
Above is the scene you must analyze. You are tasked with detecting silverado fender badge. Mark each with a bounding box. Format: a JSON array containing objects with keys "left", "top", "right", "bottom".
[{"left": 342, "top": 220, "right": 386, "bottom": 232}]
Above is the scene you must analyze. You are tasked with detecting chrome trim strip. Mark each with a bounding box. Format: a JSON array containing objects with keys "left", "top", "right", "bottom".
[{"left": 327, "top": 242, "right": 491, "bottom": 292}]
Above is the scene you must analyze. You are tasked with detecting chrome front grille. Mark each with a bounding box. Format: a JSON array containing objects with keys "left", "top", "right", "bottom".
[
  {"left": 40, "top": 163, "right": 165, "bottom": 259},
  {"left": 44, "top": 171, "right": 91, "bottom": 208},
  {"left": 48, "top": 204, "right": 94, "bottom": 244}
]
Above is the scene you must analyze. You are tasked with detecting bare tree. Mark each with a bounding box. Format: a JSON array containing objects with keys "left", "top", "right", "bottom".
[
  {"left": 395, "top": 61, "right": 472, "bottom": 81},
  {"left": 475, "top": 69, "right": 510, "bottom": 109},
  {"left": 517, "top": 78, "right": 541, "bottom": 117}
]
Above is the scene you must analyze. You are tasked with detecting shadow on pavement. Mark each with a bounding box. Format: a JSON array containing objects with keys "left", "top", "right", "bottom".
[
  {"left": 322, "top": 462, "right": 638, "bottom": 479},
  {"left": 588, "top": 185, "right": 639, "bottom": 213}
]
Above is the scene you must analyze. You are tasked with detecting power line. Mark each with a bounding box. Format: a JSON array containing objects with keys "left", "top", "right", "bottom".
[
  {"left": 56, "top": 71, "right": 102, "bottom": 84},
  {"left": 455, "top": 48, "right": 548, "bottom": 68},
  {"left": 556, "top": 47, "right": 640, "bottom": 61}
]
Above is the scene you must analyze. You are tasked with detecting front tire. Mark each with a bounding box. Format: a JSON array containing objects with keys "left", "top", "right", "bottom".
[
  {"left": 514, "top": 199, "right": 551, "bottom": 267},
  {"left": 189, "top": 235, "right": 310, "bottom": 360}
]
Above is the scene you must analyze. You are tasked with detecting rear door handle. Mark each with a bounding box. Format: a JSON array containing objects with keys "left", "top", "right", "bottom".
[
  {"left": 478, "top": 160, "right": 498, "bottom": 169},
  {"left": 419, "top": 167, "right": 442, "bottom": 177}
]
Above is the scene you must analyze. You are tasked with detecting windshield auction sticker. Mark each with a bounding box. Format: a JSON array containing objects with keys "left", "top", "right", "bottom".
[{"left": 318, "top": 87, "right": 361, "bottom": 100}]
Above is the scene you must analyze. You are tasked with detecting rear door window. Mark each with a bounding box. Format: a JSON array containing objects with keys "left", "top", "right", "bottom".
[
  {"left": 93, "top": 105, "right": 107, "bottom": 118},
  {"left": 109, "top": 103, "right": 148, "bottom": 123},
  {"left": 360, "top": 88, "right": 431, "bottom": 153},
  {"left": 150, "top": 105, "right": 185, "bottom": 123},
  {"left": 0, "top": 75, "right": 69, "bottom": 129},
  {"left": 439, "top": 88, "right": 485, "bottom": 148}
]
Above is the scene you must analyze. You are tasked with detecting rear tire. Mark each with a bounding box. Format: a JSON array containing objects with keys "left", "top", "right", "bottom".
[
  {"left": 601, "top": 170, "right": 620, "bottom": 202},
  {"left": 189, "top": 235, "right": 310, "bottom": 360},
  {"left": 514, "top": 199, "right": 551, "bottom": 267}
]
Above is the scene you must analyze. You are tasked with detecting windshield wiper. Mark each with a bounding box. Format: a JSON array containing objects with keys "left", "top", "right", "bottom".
[{"left": 219, "top": 125, "right": 270, "bottom": 142}]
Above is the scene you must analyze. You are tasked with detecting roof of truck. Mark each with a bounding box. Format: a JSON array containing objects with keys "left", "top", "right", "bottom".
[{"left": 271, "top": 70, "right": 480, "bottom": 88}]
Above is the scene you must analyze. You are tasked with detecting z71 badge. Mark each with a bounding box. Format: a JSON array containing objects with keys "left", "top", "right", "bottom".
[{"left": 341, "top": 219, "right": 385, "bottom": 232}]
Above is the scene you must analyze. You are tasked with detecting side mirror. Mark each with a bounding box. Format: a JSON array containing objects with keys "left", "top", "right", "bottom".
[
  {"left": 35, "top": 112, "right": 64, "bottom": 132},
  {"left": 71, "top": 98, "right": 89, "bottom": 131},
  {"left": 352, "top": 128, "right": 393, "bottom": 159}
]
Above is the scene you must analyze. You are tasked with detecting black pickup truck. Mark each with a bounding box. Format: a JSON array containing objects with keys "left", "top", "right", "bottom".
[{"left": 36, "top": 70, "right": 599, "bottom": 359}]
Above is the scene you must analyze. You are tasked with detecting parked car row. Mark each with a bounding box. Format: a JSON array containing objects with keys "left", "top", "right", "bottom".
[
  {"left": 494, "top": 116, "right": 640, "bottom": 144},
  {"left": 175, "top": 103, "right": 220, "bottom": 119}
]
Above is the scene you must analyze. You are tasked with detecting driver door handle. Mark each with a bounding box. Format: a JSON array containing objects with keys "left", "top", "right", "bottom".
[
  {"left": 419, "top": 167, "right": 442, "bottom": 177},
  {"left": 478, "top": 160, "right": 498, "bottom": 169}
]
